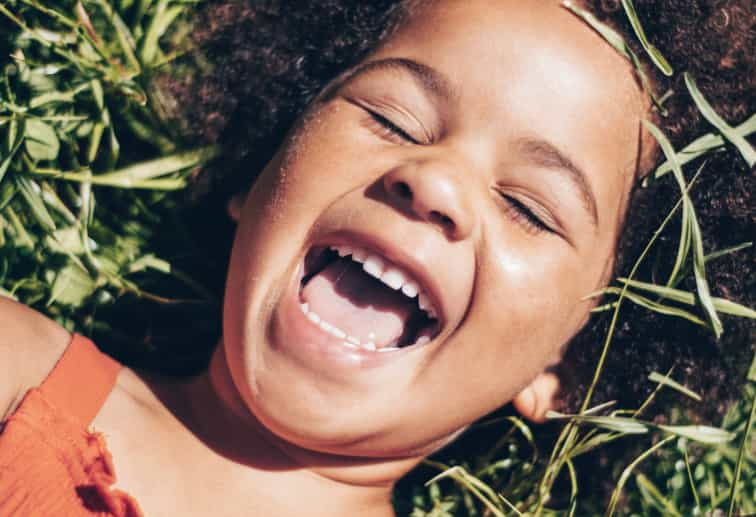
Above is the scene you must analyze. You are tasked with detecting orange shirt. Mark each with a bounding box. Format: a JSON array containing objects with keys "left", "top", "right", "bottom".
[{"left": 0, "top": 334, "right": 143, "bottom": 516}]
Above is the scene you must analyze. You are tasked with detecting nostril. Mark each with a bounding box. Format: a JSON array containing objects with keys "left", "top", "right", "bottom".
[
  {"left": 392, "top": 181, "right": 413, "bottom": 200},
  {"left": 429, "top": 210, "right": 455, "bottom": 231}
]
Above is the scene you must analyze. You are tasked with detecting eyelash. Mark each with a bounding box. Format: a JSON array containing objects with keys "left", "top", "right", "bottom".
[
  {"left": 363, "top": 106, "right": 553, "bottom": 236},
  {"left": 500, "top": 195, "right": 553, "bottom": 235},
  {"left": 365, "top": 110, "right": 419, "bottom": 145}
]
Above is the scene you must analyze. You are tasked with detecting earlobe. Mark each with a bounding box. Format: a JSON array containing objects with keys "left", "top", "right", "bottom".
[
  {"left": 227, "top": 193, "right": 245, "bottom": 222},
  {"left": 512, "top": 371, "right": 560, "bottom": 423}
]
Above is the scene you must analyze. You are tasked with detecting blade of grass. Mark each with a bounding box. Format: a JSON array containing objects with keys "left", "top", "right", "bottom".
[
  {"left": 633, "top": 366, "right": 676, "bottom": 418},
  {"left": 426, "top": 466, "right": 508, "bottom": 517},
  {"left": 655, "top": 425, "right": 734, "bottom": 445},
  {"left": 535, "top": 166, "right": 705, "bottom": 516},
  {"left": 576, "top": 160, "right": 705, "bottom": 416},
  {"left": 620, "top": 0, "right": 673, "bottom": 75},
  {"left": 570, "top": 431, "right": 623, "bottom": 457},
  {"left": 90, "top": 79, "right": 120, "bottom": 168},
  {"left": 583, "top": 400, "right": 618, "bottom": 416},
  {"left": 643, "top": 120, "right": 723, "bottom": 338},
  {"left": 605, "top": 436, "right": 676, "bottom": 517},
  {"left": 476, "top": 415, "right": 538, "bottom": 468},
  {"left": 40, "top": 183, "right": 76, "bottom": 223},
  {"left": 14, "top": 175, "right": 56, "bottom": 232},
  {"left": 0, "top": 119, "right": 25, "bottom": 184},
  {"left": 87, "top": 0, "right": 142, "bottom": 74},
  {"left": 590, "top": 287, "right": 708, "bottom": 327},
  {"left": 562, "top": 0, "right": 666, "bottom": 112},
  {"left": 20, "top": 0, "right": 79, "bottom": 28},
  {"left": 29, "top": 82, "right": 91, "bottom": 109},
  {"left": 98, "top": 146, "right": 218, "bottom": 183},
  {"left": 614, "top": 279, "right": 756, "bottom": 319},
  {"left": 647, "top": 114, "right": 756, "bottom": 183},
  {"left": 548, "top": 412, "right": 733, "bottom": 444},
  {"left": 648, "top": 371, "right": 702, "bottom": 402},
  {"left": 664, "top": 161, "right": 707, "bottom": 289},
  {"left": 0, "top": 4, "right": 51, "bottom": 48},
  {"left": 685, "top": 73, "right": 755, "bottom": 167},
  {"left": 684, "top": 448, "right": 702, "bottom": 512},
  {"left": 727, "top": 390, "right": 756, "bottom": 517},
  {"left": 667, "top": 179, "right": 692, "bottom": 288},
  {"left": 702, "top": 242, "right": 752, "bottom": 264},
  {"left": 565, "top": 458, "right": 579, "bottom": 517},
  {"left": 4, "top": 205, "right": 34, "bottom": 248},
  {"left": 498, "top": 493, "right": 524, "bottom": 517},
  {"left": 635, "top": 472, "right": 684, "bottom": 517},
  {"left": 546, "top": 411, "right": 650, "bottom": 434},
  {"left": 132, "top": 0, "right": 155, "bottom": 30},
  {"left": 139, "top": 1, "right": 184, "bottom": 65},
  {"left": 27, "top": 167, "right": 187, "bottom": 189}
]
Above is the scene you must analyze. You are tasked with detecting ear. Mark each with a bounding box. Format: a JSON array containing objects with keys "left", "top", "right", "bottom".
[
  {"left": 227, "top": 192, "right": 246, "bottom": 222},
  {"left": 512, "top": 371, "right": 560, "bottom": 423}
]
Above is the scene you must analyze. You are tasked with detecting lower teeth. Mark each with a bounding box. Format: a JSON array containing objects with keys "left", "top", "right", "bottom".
[{"left": 299, "top": 302, "right": 429, "bottom": 352}]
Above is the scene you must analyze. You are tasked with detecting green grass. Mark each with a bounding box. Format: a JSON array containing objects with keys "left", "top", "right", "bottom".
[{"left": 0, "top": 1, "right": 754, "bottom": 515}]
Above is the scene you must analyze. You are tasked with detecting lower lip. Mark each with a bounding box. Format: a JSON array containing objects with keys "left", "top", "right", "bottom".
[{"left": 269, "top": 260, "right": 421, "bottom": 371}]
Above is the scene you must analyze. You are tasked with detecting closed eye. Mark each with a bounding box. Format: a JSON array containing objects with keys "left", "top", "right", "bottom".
[
  {"left": 499, "top": 194, "right": 554, "bottom": 235},
  {"left": 365, "top": 109, "right": 420, "bottom": 145}
]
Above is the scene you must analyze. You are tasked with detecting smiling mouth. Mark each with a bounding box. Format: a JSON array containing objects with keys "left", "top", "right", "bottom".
[{"left": 298, "top": 244, "right": 441, "bottom": 352}]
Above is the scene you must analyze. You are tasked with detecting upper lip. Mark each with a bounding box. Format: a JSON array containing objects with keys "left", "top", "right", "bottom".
[{"left": 309, "top": 229, "right": 448, "bottom": 329}]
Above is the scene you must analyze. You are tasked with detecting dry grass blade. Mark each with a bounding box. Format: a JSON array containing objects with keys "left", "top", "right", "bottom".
[
  {"left": 590, "top": 287, "right": 708, "bottom": 326},
  {"left": 655, "top": 425, "right": 734, "bottom": 444},
  {"left": 647, "top": 114, "right": 756, "bottom": 183},
  {"left": 546, "top": 411, "right": 650, "bottom": 434},
  {"left": 648, "top": 371, "right": 701, "bottom": 402},
  {"left": 615, "top": 278, "right": 756, "bottom": 319},
  {"left": 643, "top": 120, "right": 723, "bottom": 338},
  {"left": 620, "top": 0, "right": 673, "bottom": 76},
  {"left": 685, "top": 73, "right": 756, "bottom": 167}
]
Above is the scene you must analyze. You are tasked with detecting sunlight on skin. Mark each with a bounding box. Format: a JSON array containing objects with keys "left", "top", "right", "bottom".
[
  {"left": 220, "top": 0, "right": 644, "bottom": 481},
  {"left": 91, "top": 1, "right": 650, "bottom": 515}
]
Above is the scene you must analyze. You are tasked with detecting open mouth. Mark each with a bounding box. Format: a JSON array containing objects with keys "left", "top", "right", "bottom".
[{"left": 298, "top": 244, "right": 441, "bottom": 352}]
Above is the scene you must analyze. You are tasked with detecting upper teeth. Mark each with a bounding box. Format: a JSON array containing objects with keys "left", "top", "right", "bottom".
[{"left": 331, "top": 244, "right": 438, "bottom": 319}]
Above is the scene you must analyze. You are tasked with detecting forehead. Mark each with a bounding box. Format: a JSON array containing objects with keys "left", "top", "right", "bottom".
[{"left": 371, "top": 0, "right": 646, "bottom": 217}]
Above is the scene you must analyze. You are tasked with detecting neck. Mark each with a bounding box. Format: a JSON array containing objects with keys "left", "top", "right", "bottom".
[{"left": 162, "top": 341, "right": 422, "bottom": 517}]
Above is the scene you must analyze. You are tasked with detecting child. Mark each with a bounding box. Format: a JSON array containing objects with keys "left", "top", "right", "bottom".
[{"left": 1, "top": 1, "right": 752, "bottom": 515}]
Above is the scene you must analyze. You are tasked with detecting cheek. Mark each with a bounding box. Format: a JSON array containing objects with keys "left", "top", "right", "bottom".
[{"left": 474, "top": 235, "right": 604, "bottom": 364}]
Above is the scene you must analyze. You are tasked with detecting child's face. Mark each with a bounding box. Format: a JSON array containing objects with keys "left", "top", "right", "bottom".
[{"left": 222, "top": 0, "right": 647, "bottom": 458}]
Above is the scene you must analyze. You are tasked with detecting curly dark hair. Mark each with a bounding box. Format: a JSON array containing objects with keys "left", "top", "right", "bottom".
[{"left": 168, "top": 0, "right": 754, "bottom": 422}]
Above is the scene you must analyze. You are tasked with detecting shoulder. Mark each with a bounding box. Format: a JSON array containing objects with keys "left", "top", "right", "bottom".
[{"left": 0, "top": 296, "right": 71, "bottom": 421}]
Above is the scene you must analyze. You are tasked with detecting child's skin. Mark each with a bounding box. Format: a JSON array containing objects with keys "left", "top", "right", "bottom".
[{"left": 1, "top": 0, "right": 654, "bottom": 515}]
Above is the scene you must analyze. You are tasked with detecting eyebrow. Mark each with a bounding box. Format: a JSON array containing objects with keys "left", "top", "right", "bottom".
[
  {"left": 341, "top": 57, "right": 458, "bottom": 105},
  {"left": 517, "top": 138, "right": 599, "bottom": 227}
]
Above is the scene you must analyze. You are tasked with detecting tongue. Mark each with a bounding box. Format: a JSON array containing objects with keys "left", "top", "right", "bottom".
[{"left": 301, "top": 257, "right": 417, "bottom": 347}]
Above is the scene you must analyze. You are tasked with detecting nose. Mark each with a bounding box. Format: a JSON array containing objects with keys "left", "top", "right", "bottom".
[{"left": 382, "top": 160, "right": 474, "bottom": 240}]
